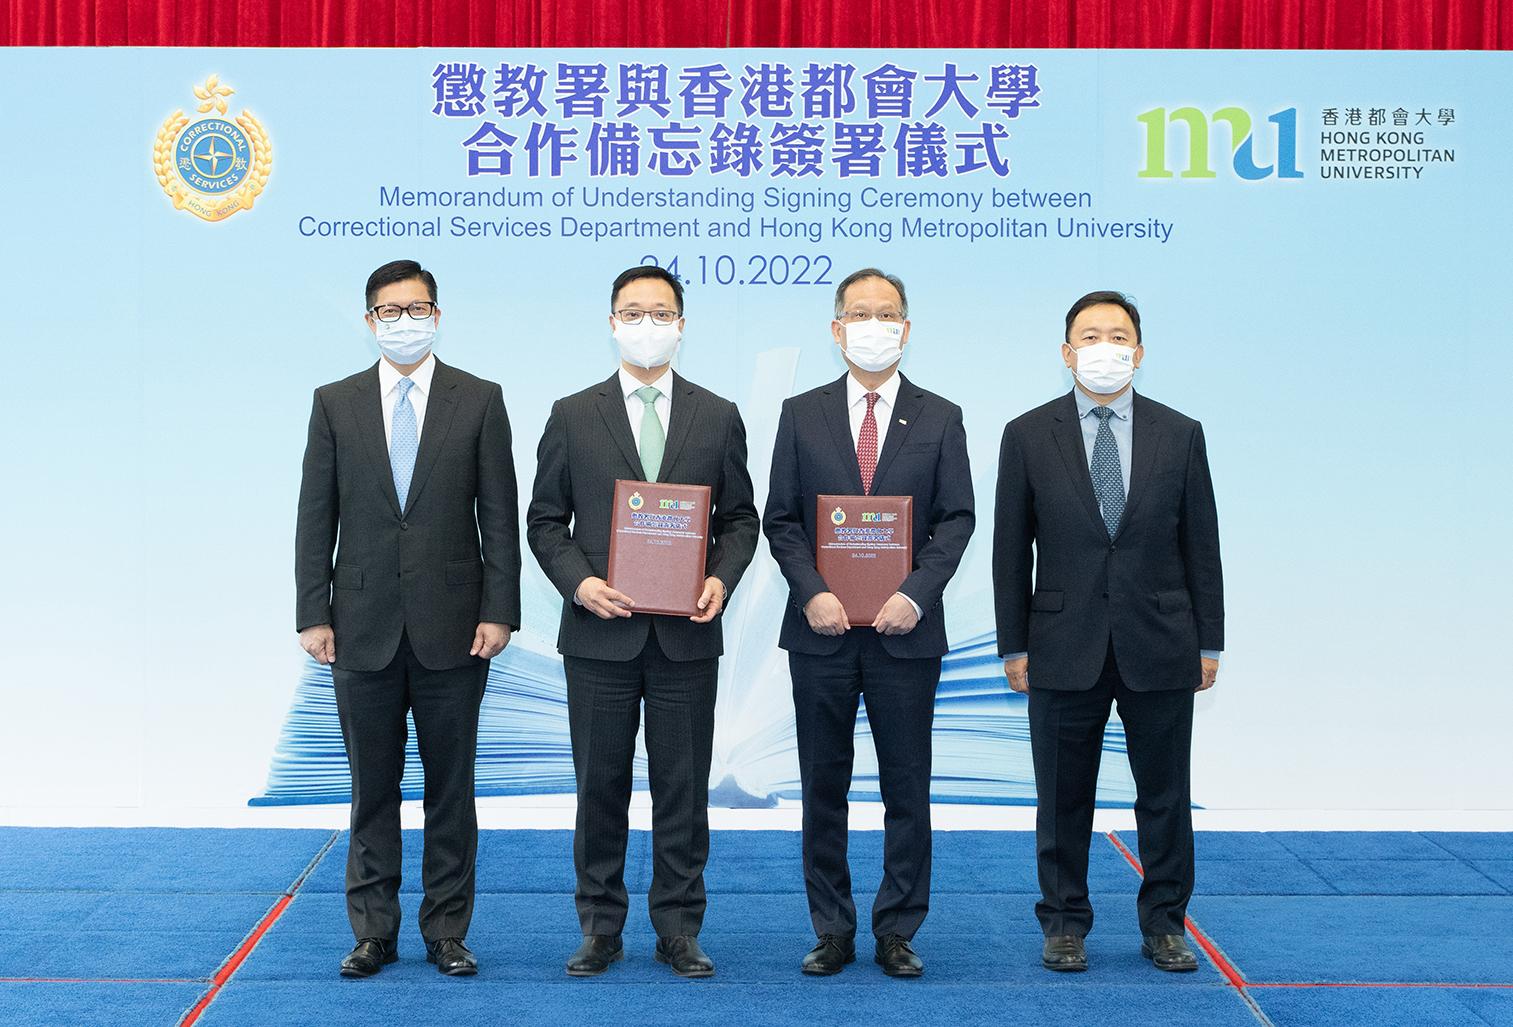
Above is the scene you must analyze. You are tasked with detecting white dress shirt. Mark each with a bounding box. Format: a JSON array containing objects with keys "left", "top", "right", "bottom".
[
  {"left": 843, "top": 370, "right": 921, "bottom": 619},
  {"left": 378, "top": 353, "right": 435, "bottom": 451},
  {"left": 619, "top": 365, "right": 673, "bottom": 447}
]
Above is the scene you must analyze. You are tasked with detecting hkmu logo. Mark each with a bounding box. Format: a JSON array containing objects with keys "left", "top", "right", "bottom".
[{"left": 1137, "top": 107, "right": 1302, "bottom": 180}]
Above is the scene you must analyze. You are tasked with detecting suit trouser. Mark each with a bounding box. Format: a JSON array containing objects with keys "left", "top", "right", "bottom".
[
  {"left": 564, "top": 622, "right": 718, "bottom": 938},
  {"left": 1027, "top": 641, "right": 1195, "bottom": 938},
  {"left": 789, "top": 629, "right": 942, "bottom": 940},
  {"left": 332, "top": 632, "right": 488, "bottom": 944}
]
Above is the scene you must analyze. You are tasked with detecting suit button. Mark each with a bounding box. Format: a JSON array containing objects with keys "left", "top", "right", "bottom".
[
  {"left": 400, "top": 521, "right": 409, "bottom": 531},
  {"left": 1102, "top": 592, "right": 1109, "bottom": 599}
]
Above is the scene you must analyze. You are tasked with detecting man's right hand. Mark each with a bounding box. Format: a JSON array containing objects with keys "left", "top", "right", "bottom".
[
  {"left": 576, "top": 577, "right": 636, "bottom": 620},
  {"left": 803, "top": 592, "right": 851, "bottom": 636},
  {"left": 300, "top": 624, "right": 336, "bottom": 665},
  {"left": 1003, "top": 656, "right": 1030, "bottom": 694}
]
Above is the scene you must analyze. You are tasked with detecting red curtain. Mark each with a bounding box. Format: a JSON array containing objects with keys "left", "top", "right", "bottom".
[{"left": 2, "top": 0, "right": 1508, "bottom": 47}]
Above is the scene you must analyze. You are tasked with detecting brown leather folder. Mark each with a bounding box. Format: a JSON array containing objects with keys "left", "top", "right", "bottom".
[
  {"left": 815, "top": 494, "right": 913, "bottom": 624},
  {"left": 607, "top": 479, "right": 712, "bottom": 617}
]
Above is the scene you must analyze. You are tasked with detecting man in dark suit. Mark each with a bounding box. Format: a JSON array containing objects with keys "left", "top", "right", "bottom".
[
  {"left": 763, "top": 268, "right": 975, "bottom": 978},
  {"left": 527, "top": 265, "right": 758, "bottom": 979},
  {"left": 993, "top": 290, "right": 1223, "bottom": 974},
  {"left": 295, "top": 259, "right": 521, "bottom": 979}
]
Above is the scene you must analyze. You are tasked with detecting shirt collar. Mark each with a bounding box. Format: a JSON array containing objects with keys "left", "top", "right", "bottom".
[
  {"left": 1075, "top": 384, "right": 1134, "bottom": 421},
  {"left": 847, "top": 370, "right": 902, "bottom": 409},
  {"left": 619, "top": 364, "right": 674, "bottom": 400},
  {"left": 378, "top": 352, "right": 436, "bottom": 396}
]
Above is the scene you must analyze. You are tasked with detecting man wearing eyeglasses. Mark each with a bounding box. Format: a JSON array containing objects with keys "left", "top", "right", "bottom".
[
  {"left": 527, "top": 265, "right": 758, "bottom": 979},
  {"left": 762, "top": 268, "right": 975, "bottom": 978},
  {"left": 295, "top": 259, "right": 521, "bottom": 980}
]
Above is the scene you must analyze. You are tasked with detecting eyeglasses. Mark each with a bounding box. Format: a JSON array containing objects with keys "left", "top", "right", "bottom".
[
  {"left": 836, "top": 309, "right": 905, "bottom": 324},
  {"left": 614, "top": 308, "right": 680, "bottom": 326},
  {"left": 370, "top": 301, "right": 437, "bottom": 322}
]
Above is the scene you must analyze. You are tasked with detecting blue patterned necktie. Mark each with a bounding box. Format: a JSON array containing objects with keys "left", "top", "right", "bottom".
[
  {"left": 1090, "top": 405, "right": 1125, "bottom": 538},
  {"left": 390, "top": 377, "right": 419, "bottom": 509}
]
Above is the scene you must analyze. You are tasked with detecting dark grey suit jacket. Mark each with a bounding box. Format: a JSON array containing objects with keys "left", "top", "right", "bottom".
[
  {"left": 295, "top": 358, "right": 522, "bottom": 673},
  {"left": 993, "top": 390, "right": 1224, "bottom": 692},
  {"left": 526, "top": 371, "right": 759, "bottom": 663},
  {"left": 762, "top": 373, "right": 976, "bottom": 659}
]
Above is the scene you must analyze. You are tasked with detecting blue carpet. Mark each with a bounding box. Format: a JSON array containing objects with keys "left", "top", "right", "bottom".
[
  {"left": 1249, "top": 986, "right": 1513, "bottom": 1026},
  {"left": 240, "top": 889, "right": 1223, "bottom": 986},
  {"left": 1303, "top": 858, "right": 1505, "bottom": 895},
  {"left": 301, "top": 829, "right": 1141, "bottom": 896},
  {"left": 0, "top": 828, "right": 332, "bottom": 892},
  {"left": 1472, "top": 861, "right": 1513, "bottom": 891},
  {"left": 0, "top": 828, "right": 332, "bottom": 984},
  {"left": 197, "top": 981, "right": 1258, "bottom": 1027},
  {"left": 1270, "top": 831, "right": 1459, "bottom": 861},
  {"left": 1187, "top": 895, "right": 1513, "bottom": 984},
  {"left": 0, "top": 892, "right": 279, "bottom": 979},
  {"left": 4, "top": 828, "right": 1511, "bottom": 1026},
  {"left": 1422, "top": 834, "right": 1513, "bottom": 861},
  {"left": 0, "top": 982, "right": 204, "bottom": 1027}
]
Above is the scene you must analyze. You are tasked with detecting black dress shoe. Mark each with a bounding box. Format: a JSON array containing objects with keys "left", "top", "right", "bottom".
[
  {"left": 874, "top": 934, "right": 924, "bottom": 978},
  {"left": 339, "top": 938, "right": 397, "bottom": 978},
  {"left": 426, "top": 937, "right": 478, "bottom": 976},
  {"left": 1042, "top": 934, "right": 1088, "bottom": 972},
  {"left": 566, "top": 935, "right": 624, "bottom": 977},
  {"left": 655, "top": 935, "right": 715, "bottom": 978},
  {"left": 1142, "top": 933, "right": 1199, "bottom": 972},
  {"left": 801, "top": 934, "right": 857, "bottom": 976}
]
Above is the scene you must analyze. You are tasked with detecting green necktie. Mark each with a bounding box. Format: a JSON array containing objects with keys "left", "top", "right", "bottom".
[{"left": 635, "top": 385, "right": 665, "bottom": 482}]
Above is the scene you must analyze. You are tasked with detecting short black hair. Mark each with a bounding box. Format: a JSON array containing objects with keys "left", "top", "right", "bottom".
[
  {"left": 610, "top": 265, "right": 684, "bottom": 314},
  {"left": 1064, "top": 290, "right": 1141, "bottom": 344},
  {"left": 833, "top": 267, "right": 908, "bottom": 318},
  {"left": 365, "top": 259, "right": 437, "bottom": 310}
]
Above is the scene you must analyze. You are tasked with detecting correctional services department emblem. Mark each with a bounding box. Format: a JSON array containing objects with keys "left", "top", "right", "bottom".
[
  {"left": 831, "top": 507, "right": 847, "bottom": 526},
  {"left": 153, "top": 75, "right": 271, "bottom": 223},
  {"left": 629, "top": 491, "right": 645, "bottom": 511}
]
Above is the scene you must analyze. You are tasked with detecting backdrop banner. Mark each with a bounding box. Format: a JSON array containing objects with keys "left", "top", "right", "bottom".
[{"left": 1, "top": 48, "right": 1507, "bottom": 818}]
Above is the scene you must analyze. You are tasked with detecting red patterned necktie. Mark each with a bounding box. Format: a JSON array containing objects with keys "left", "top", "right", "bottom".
[{"left": 857, "top": 391, "right": 880, "bottom": 494}]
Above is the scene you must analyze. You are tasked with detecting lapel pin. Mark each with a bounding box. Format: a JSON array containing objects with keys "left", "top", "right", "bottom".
[{"left": 898, "top": 418, "right": 908, "bottom": 425}]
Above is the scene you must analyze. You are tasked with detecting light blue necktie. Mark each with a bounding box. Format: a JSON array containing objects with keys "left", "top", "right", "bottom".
[
  {"left": 1090, "top": 405, "right": 1125, "bottom": 538},
  {"left": 635, "top": 385, "right": 665, "bottom": 482},
  {"left": 390, "top": 377, "right": 419, "bottom": 509}
]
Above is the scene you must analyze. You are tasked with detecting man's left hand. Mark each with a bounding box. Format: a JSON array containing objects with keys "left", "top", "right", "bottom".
[
  {"left": 1197, "top": 656, "right": 1219, "bottom": 692},
  {"left": 689, "top": 577, "right": 727, "bottom": 624},
  {"left": 872, "top": 593, "right": 920, "bottom": 636},
  {"left": 471, "top": 622, "right": 512, "bottom": 659}
]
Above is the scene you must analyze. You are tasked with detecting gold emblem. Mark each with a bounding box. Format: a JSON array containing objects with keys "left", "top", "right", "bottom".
[{"left": 153, "top": 75, "right": 271, "bottom": 223}]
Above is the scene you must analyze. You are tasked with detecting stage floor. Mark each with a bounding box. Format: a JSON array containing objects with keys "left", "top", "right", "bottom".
[{"left": 0, "top": 828, "right": 1509, "bottom": 1026}]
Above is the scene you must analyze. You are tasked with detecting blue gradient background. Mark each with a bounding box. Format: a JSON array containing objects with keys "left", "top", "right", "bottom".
[{"left": 0, "top": 49, "right": 1508, "bottom": 815}]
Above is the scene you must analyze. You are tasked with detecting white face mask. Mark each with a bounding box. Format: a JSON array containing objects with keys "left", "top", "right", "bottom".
[
  {"left": 841, "top": 318, "right": 905, "bottom": 373},
  {"left": 1071, "top": 341, "right": 1137, "bottom": 394},
  {"left": 613, "top": 317, "right": 681, "bottom": 369},
  {"left": 373, "top": 314, "right": 436, "bottom": 365}
]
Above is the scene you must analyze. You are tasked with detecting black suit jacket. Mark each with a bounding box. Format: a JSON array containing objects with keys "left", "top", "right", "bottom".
[
  {"left": 993, "top": 390, "right": 1224, "bottom": 692},
  {"left": 295, "top": 358, "right": 522, "bottom": 673},
  {"left": 526, "top": 371, "right": 759, "bottom": 663},
  {"left": 762, "top": 372, "right": 976, "bottom": 659}
]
